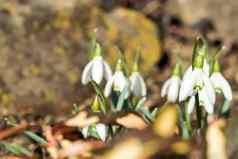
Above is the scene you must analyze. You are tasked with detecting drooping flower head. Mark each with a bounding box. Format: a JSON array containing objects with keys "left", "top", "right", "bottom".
[
  {"left": 104, "top": 57, "right": 129, "bottom": 97},
  {"left": 161, "top": 63, "right": 182, "bottom": 103},
  {"left": 179, "top": 37, "right": 216, "bottom": 114},
  {"left": 210, "top": 60, "right": 232, "bottom": 101},
  {"left": 81, "top": 41, "right": 112, "bottom": 85},
  {"left": 129, "top": 51, "right": 147, "bottom": 97},
  {"left": 81, "top": 123, "right": 108, "bottom": 141}
]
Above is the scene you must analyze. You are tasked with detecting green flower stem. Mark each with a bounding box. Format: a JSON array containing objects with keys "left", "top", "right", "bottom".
[
  {"left": 177, "top": 104, "right": 191, "bottom": 139},
  {"left": 202, "top": 111, "right": 208, "bottom": 128},
  {"left": 184, "top": 102, "right": 192, "bottom": 134},
  {"left": 195, "top": 94, "right": 202, "bottom": 129}
]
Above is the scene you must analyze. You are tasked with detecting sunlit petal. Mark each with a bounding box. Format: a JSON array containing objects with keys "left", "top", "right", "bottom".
[
  {"left": 137, "top": 73, "right": 147, "bottom": 97},
  {"left": 203, "top": 59, "right": 210, "bottom": 76},
  {"left": 183, "top": 66, "right": 192, "bottom": 79},
  {"left": 92, "top": 57, "right": 104, "bottom": 84},
  {"left": 167, "top": 76, "right": 180, "bottom": 102},
  {"left": 211, "top": 73, "right": 232, "bottom": 101},
  {"left": 199, "top": 88, "right": 214, "bottom": 114},
  {"left": 114, "top": 71, "right": 127, "bottom": 92},
  {"left": 95, "top": 123, "right": 107, "bottom": 141},
  {"left": 187, "top": 96, "right": 195, "bottom": 114},
  {"left": 81, "top": 126, "right": 89, "bottom": 138},
  {"left": 193, "top": 68, "right": 204, "bottom": 87},
  {"left": 202, "top": 72, "right": 216, "bottom": 104},
  {"left": 103, "top": 62, "right": 112, "bottom": 81},
  {"left": 179, "top": 71, "right": 196, "bottom": 101},
  {"left": 130, "top": 72, "right": 146, "bottom": 97},
  {"left": 161, "top": 78, "right": 171, "bottom": 97},
  {"left": 81, "top": 60, "right": 93, "bottom": 85},
  {"left": 104, "top": 77, "right": 114, "bottom": 97}
]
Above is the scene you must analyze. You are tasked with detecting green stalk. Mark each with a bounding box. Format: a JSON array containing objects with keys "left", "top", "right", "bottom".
[
  {"left": 184, "top": 102, "right": 192, "bottom": 134},
  {"left": 177, "top": 104, "right": 191, "bottom": 139},
  {"left": 195, "top": 94, "right": 202, "bottom": 129}
]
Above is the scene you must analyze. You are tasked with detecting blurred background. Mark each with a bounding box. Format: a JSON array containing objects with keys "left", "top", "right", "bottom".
[{"left": 0, "top": 0, "right": 237, "bottom": 117}]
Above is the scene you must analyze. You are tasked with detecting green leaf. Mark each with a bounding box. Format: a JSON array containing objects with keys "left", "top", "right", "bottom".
[
  {"left": 24, "top": 130, "right": 48, "bottom": 145},
  {"left": 151, "top": 107, "right": 158, "bottom": 118},
  {"left": 140, "top": 107, "right": 153, "bottom": 123},
  {"left": 116, "top": 85, "right": 130, "bottom": 111},
  {"left": 219, "top": 100, "right": 230, "bottom": 118},
  {"left": 90, "top": 81, "right": 108, "bottom": 113},
  {"left": 135, "top": 97, "right": 146, "bottom": 111},
  {"left": 1, "top": 143, "right": 32, "bottom": 156}
]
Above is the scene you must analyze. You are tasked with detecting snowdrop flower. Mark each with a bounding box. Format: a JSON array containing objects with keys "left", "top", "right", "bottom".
[
  {"left": 104, "top": 58, "right": 129, "bottom": 97},
  {"left": 95, "top": 124, "right": 107, "bottom": 141},
  {"left": 161, "top": 63, "right": 181, "bottom": 102},
  {"left": 179, "top": 55, "right": 216, "bottom": 114},
  {"left": 210, "top": 61, "right": 232, "bottom": 101},
  {"left": 81, "top": 42, "right": 112, "bottom": 85},
  {"left": 81, "top": 123, "right": 107, "bottom": 141},
  {"left": 129, "top": 56, "right": 146, "bottom": 97},
  {"left": 129, "top": 72, "right": 146, "bottom": 97}
]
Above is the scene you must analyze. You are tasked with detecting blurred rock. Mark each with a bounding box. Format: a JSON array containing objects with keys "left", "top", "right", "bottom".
[
  {"left": 91, "top": 7, "right": 161, "bottom": 73},
  {"left": 166, "top": 0, "right": 238, "bottom": 42},
  {"left": 0, "top": 0, "right": 161, "bottom": 115}
]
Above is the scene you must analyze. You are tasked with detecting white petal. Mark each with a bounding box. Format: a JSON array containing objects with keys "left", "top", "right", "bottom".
[
  {"left": 103, "top": 61, "right": 112, "bottom": 81},
  {"left": 202, "top": 72, "right": 216, "bottom": 104},
  {"left": 183, "top": 66, "right": 192, "bottom": 80},
  {"left": 167, "top": 76, "right": 180, "bottom": 102},
  {"left": 211, "top": 73, "right": 232, "bottom": 101},
  {"left": 193, "top": 68, "right": 204, "bottom": 86},
  {"left": 199, "top": 88, "right": 214, "bottom": 114},
  {"left": 179, "top": 70, "right": 196, "bottom": 101},
  {"left": 161, "top": 78, "right": 172, "bottom": 97},
  {"left": 81, "top": 61, "right": 93, "bottom": 85},
  {"left": 130, "top": 72, "right": 146, "bottom": 97},
  {"left": 113, "top": 71, "right": 127, "bottom": 92},
  {"left": 81, "top": 126, "right": 89, "bottom": 138},
  {"left": 95, "top": 124, "right": 107, "bottom": 141},
  {"left": 104, "top": 77, "right": 114, "bottom": 97},
  {"left": 91, "top": 57, "right": 104, "bottom": 84},
  {"left": 137, "top": 73, "right": 147, "bottom": 97},
  {"left": 203, "top": 59, "right": 210, "bottom": 76},
  {"left": 187, "top": 96, "right": 195, "bottom": 114}
]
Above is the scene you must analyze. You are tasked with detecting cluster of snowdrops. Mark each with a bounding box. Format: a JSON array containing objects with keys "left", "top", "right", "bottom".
[{"left": 80, "top": 37, "right": 232, "bottom": 140}]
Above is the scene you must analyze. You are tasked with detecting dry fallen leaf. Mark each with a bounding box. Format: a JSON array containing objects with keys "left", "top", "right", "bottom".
[
  {"left": 153, "top": 103, "right": 178, "bottom": 138},
  {"left": 103, "top": 138, "right": 144, "bottom": 159},
  {"left": 171, "top": 141, "right": 191, "bottom": 155},
  {"left": 59, "top": 139, "right": 105, "bottom": 158},
  {"left": 206, "top": 119, "right": 227, "bottom": 159},
  {"left": 116, "top": 113, "right": 148, "bottom": 130},
  {"left": 65, "top": 111, "right": 99, "bottom": 128}
]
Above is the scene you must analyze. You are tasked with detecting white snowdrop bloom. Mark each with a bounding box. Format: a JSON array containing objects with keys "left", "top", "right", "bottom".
[
  {"left": 161, "top": 76, "right": 181, "bottom": 103},
  {"left": 104, "top": 71, "right": 129, "bottom": 97},
  {"left": 81, "top": 56, "right": 112, "bottom": 85},
  {"left": 210, "top": 72, "right": 232, "bottom": 101},
  {"left": 129, "top": 72, "right": 146, "bottom": 97},
  {"left": 179, "top": 68, "right": 216, "bottom": 114},
  {"left": 95, "top": 123, "right": 107, "bottom": 141},
  {"left": 81, "top": 126, "right": 89, "bottom": 138},
  {"left": 81, "top": 123, "right": 107, "bottom": 141}
]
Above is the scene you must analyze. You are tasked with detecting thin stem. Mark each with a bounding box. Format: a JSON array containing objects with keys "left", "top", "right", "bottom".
[
  {"left": 177, "top": 104, "right": 191, "bottom": 139},
  {"left": 195, "top": 94, "right": 202, "bottom": 129},
  {"left": 185, "top": 102, "right": 192, "bottom": 133}
]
